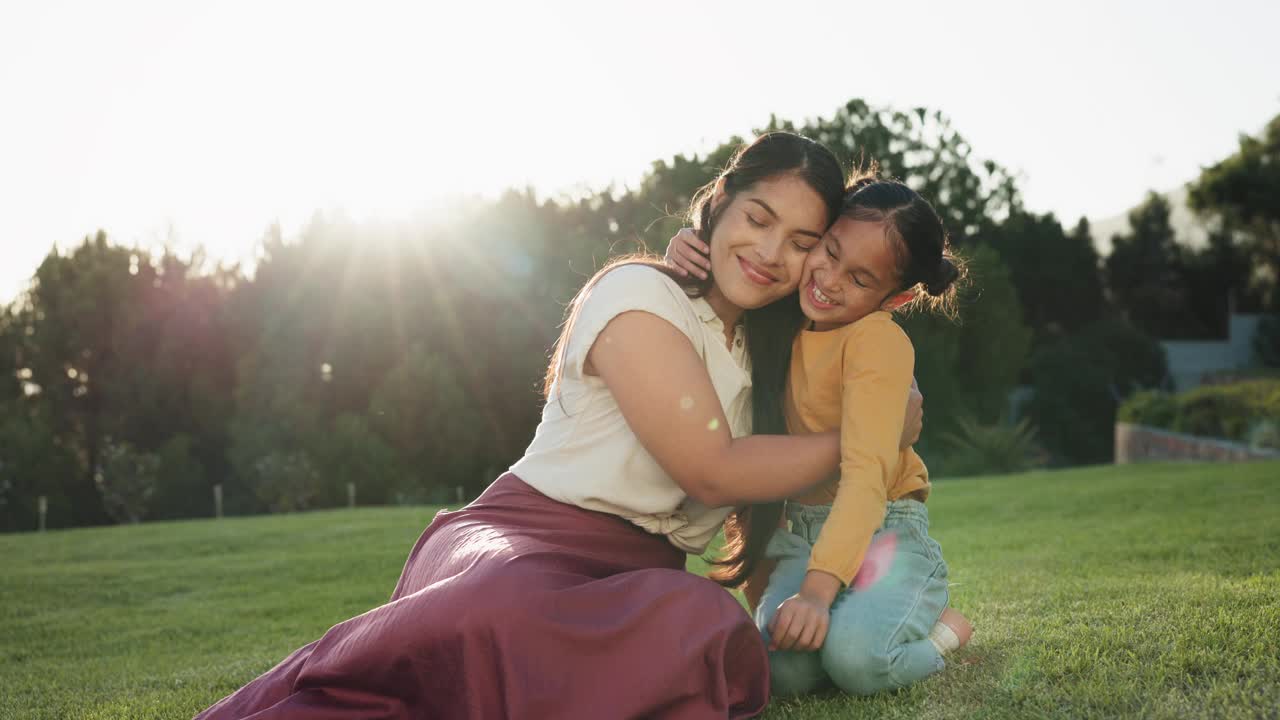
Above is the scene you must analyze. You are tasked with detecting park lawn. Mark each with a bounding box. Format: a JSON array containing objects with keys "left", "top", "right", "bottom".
[{"left": 2, "top": 462, "right": 1278, "bottom": 720}]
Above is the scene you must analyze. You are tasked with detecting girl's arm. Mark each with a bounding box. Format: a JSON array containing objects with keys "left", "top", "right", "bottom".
[
  {"left": 769, "top": 315, "right": 915, "bottom": 652},
  {"left": 588, "top": 310, "right": 839, "bottom": 507},
  {"left": 806, "top": 314, "right": 914, "bottom": 586}
]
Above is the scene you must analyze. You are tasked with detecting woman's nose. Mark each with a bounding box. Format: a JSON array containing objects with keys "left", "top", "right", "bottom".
[{"left": 756, "top": 233, "right": 784, "bottom": 265}]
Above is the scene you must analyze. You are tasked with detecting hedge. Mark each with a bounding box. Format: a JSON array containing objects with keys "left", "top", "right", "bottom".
[{"left": 1118, "top": 380, "right": 1280, "bottom": 449}]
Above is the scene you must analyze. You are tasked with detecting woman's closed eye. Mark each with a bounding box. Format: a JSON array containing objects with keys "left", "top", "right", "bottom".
[{"left": 745, "top": 212, "right": 767, "bottom": 228}]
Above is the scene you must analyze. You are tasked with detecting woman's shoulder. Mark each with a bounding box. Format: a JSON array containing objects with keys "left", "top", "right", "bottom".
[
  {"left": 589, "top": 262, "right": 689, "bottom": 301},
  {"left": 581, "top": 263, "right": 698, "bottom": 322},
  {"left": 572, "top": 262, "right": 703, "bottom": 349}
]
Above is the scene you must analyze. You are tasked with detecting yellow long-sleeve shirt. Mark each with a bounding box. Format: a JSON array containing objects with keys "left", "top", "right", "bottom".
[{"left": 785, "top": 310, "right": 931, "bottom": 585}]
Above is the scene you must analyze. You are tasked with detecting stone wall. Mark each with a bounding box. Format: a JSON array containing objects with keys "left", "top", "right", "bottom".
[{"left": 1115, "top": 422, "right": 1280, "bottom": 464}]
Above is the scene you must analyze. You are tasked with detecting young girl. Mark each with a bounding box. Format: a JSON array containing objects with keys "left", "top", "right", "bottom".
[{"left": 667, "top": 177, "right": 974, "bottom": 697}]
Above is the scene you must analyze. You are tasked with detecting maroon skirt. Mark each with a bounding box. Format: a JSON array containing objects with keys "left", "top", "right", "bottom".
[{"left": 195, "top": 474, "right": 770, "bottom": 719}]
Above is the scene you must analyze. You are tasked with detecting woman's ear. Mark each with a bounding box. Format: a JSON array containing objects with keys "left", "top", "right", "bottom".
[
  {"left": 882, "top": 291, "right": 915, "bottom": 312},
  {"left": 710, "top": 176, "right": 728, "bottom": 214}
]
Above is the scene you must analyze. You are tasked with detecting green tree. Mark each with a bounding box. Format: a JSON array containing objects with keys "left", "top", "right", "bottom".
[
  {"left": 13, "top": 233, "right": 146, "bottom": 525},
  {"left": 1189, "top": 113, "right": 1280, "bottom": 310},
  {"left": 900, "top": 244, "right": 1032, "bottom": 456},
  {"left": 1030, "top": 318, "right": 1169, "bottom": 464},
  {"left": 96, "top": 440, "right": 160, "bottom": 524},
  {"left": 369, "top": 344, "right": 483, "bottom": 499},
  {"left": 984, "top": 212, "right": 1107, "bottom": 344},
  {"left": 1105, "top": 193, "right": 1198, "bottom": 338},
  {"left": 1176, "top": 229, "right": 1253, "bottom": 338},
  {"left": 311, "top": 413, "right": 400, "bottom": 506}
]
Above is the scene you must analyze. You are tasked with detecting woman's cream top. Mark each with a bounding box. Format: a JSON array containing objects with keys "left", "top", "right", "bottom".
[{"left": 509, "top": 265, "right": 753, "bottom": 553}]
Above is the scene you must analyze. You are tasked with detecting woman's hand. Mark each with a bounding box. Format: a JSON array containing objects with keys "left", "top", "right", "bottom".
[
  {"left": 901, "top": 378, "right": 923, "bottom": 450},
  {"left": 664, "top": 228, "right": 710, "bottom": 280}
]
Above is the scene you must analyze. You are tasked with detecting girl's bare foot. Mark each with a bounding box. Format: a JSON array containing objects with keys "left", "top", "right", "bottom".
[
  {"left": 939, "top": 607, "right": 973, "bottom": 647},
  {"left": 928, "top": 607, "right": 974, "bottom": 655}
]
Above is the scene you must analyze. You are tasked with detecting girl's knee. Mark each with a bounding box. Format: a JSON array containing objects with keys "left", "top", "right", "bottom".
[{"left": 821, "top": 629, "right": 894, "bottom": 696}]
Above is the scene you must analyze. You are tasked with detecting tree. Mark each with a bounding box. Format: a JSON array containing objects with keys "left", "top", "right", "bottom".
[
  {"left": 1029, "top": 319, "right": 1169, "bottom": 464},
  {"left": 96, "top": 441, "right": 160, "bottom": 524},
  {"left": 1175, "top": 229, "right": 1253, "bottom": 338},
  {"left": 983, "top": 212, "right": 1107, "bottom": 345},
  {"left": 774, "top": 101, "right": 1021, "bottom": 241},
  {"left": 1189, "top": 113, "right": 1280, "bottom": 310},
  {"left": 899, "top": 244, "right": 1032, "bottom": 457},
  {"left": 1105, "top": 193, "right": 1198, "bottom": 338},
  {"left": 13, "top": 233, "right": 146, "bottom": 525},
  {"left": 369, "top": 345, "right": 483, "bottom": 500}
]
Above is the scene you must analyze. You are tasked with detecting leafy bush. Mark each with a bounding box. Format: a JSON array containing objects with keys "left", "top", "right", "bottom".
[
  {"left": 96, "top": 441, "right": 161, "bottom": 524},
  {"left": 251, "top": 452, "right": 321, "bottom": 513},
  {"left": 148, "top": 435, "right": 209, "bottom": 520},
  {"left": 312, "top": 414, "right": 400, "bottom": 506},
  {"left": 1248, "top": 419, "right": 1280, "bottom": 450},
  {"left": 1117, "top": 391, "right": 1178, "bottom": 428},
  {"left": 1117, "top": 379, "right": 1280, "bottom": 449},
  {"left": 940, "top": 416, "right": 1044, "bottom": 477}
]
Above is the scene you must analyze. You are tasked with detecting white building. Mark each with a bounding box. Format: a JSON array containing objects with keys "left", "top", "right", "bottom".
[{"left": 1161, "top": 314, "right": 1266, "bottom": 391}]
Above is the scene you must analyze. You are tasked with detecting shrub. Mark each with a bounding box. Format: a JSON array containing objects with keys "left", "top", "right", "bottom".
[
  {"left": 96, "top": 441, "right": 161, "bottom": 524},
  {"left": 1248, "top": 419, "right": 1280, "bottom": 450},
  {"left": 940, "top": 416, "right": 1044, "bottom": 477},
  {"left": 251, "top": 451, "right": 321, "bottom": 513},
  {"left": 1174, "top": 380, "right": 1280, "bottom": 443},
  {"left": 1117, "top": 379, "right": 1280, "bottom": 448},
  {"left": 1117, "top": 390, "right": 1178, "bottom": 428}
]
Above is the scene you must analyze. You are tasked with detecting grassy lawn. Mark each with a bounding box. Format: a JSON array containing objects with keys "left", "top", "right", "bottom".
[{"left": 2, "top": 461, "right": 1278, "bottom": 719}]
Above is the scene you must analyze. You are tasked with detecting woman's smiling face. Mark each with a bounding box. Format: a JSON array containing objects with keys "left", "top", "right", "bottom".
[{"left": 707, "top": 173, "right": 830, "bottom": 310}]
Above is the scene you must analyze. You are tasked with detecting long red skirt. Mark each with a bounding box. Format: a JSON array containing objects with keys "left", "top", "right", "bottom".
[{"left": 195, "top": 474, "right": 769, "bottom": 719}]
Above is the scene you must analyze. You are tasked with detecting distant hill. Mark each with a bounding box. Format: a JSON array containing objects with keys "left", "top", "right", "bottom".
[{"left": 1089, "top": 184, "right": 1211, "bottom": 256}]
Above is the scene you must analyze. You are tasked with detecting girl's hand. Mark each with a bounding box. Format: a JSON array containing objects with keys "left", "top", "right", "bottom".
[
  {"left": 664, "top": 228, "right": 711, "bottom": 280},
  {"left": 768, "top": 592, "right": 831, "bottom": 652}
]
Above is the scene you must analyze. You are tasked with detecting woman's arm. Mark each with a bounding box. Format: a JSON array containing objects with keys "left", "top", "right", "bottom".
[{"left": 587, "top": 310, "right": 838, "bottom": 507}]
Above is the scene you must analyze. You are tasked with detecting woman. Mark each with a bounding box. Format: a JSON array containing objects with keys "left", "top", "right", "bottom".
[{"left": 196, "top": 132, "right": 922, "bottom": 719}]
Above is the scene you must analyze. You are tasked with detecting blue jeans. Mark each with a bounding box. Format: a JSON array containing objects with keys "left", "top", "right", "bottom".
[{"left": 755, "top": 500, "right": 949, "bottom": 696}]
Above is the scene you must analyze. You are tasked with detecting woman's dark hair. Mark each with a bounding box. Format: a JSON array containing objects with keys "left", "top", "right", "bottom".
[
  {"left": 689, "top": 134, "right": 843, "bottom": 590},
  {"left": 710, "top": 174, "right": 966, "bottom": 595},
  {"left": 841, "top": 176, "right": 964, "bottom": 316},
  {"left": 540, "top": 133, "right": 843, "bottom": 591}
]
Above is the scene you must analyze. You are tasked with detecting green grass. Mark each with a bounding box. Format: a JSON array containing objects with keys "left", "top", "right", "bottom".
[{"left": 2, "top": 462, "right": 1278, "bottom": 719}]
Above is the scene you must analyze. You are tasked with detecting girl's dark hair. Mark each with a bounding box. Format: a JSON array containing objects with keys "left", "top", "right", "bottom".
[
  {"left": 540, "top": 134, "right": 843, "bottom": 590},
  {"left": 711, "top": 174, "right": 966, "bottom": 595},
  {"left": 841, "top": 176, "right": 964, "bottom": 316}
]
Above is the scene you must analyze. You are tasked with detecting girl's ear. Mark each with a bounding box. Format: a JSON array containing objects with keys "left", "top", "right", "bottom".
[{"left": 882, "top": 291, "right": 915, "bottom": 312}]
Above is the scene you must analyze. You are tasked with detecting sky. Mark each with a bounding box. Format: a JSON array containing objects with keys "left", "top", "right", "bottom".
[{"left": 1, "top": 0, "right": 1277, "bottom": 304}]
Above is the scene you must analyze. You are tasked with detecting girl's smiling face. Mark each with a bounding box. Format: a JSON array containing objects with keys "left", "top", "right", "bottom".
[{"left": 798, "top": 216, "right": 912, "bottom": 330}]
